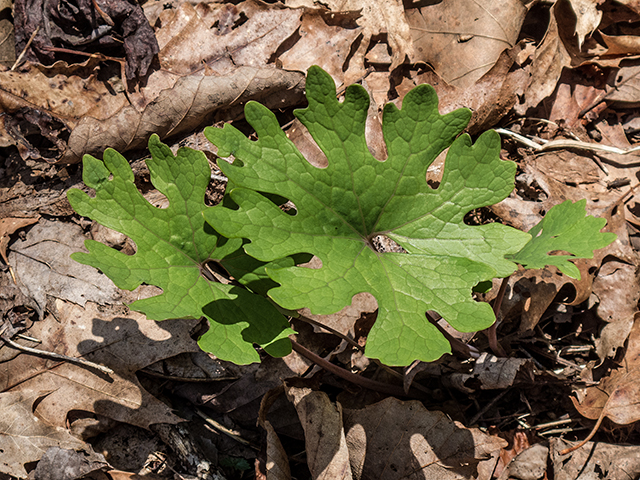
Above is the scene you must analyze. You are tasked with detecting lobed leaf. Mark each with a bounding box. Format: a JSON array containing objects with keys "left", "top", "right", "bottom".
[
  {"left": 67, "top": 135, "right": 294, "bottom": 364},
  {"left": 508, "top": 199, "right": 616, "bottom": 279},
  {"left": 204, "top": 66, "right": 532, "bottom": 365}
]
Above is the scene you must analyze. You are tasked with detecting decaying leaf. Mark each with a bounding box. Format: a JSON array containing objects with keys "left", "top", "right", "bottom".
[
  {"left": 8, "top": 219, "right": 123, "bottom": 317},
  {"left": 568, "top": 313, "right": 640, "bottom": 453},
  {"left": 551, "top": 438, "right": 640, "bottom": 480},
  {"left": 286, "top": 386, "right": 352, "bottom": 480},
  {"left": 1, "top": 301, "right": 200, "bottom": 429},
  {"left": 447, "top": 352, "right": 534, "bottom": 393},
  {"left": 13, "top": 0, "right": 158, "bottom": 79},
  {"left": 343, "top": 396, "right": 507, "bottom": 479},
  {"left": 406, "top": 0, "right": 527, "bottom": 89},
  {"left": 285, "top": 0, "right": 413, "bottom": 78},
  {"left": 0, "top": 390, "right": 105, "bottom": 479}
]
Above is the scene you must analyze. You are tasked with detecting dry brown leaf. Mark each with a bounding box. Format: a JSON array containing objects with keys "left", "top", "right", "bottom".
[
  {"left": 133, "top": 0, "right": 302, "bottom": 110},
  {"left": 520, "top": 1, "right": 576, "bottom": 112},
  {"left": 447, "top": 352, "right": 534, "bottom": 393},
  {"left": 567, "top": 314, "right": 640, "bottom": 453},
  {"left": 64, "top": 66, "right": 305, "bottom": 163},
  {"left": 278, "top": 11, "right": 363, "bottom": 88},
  {"left": 343, "top": 397, "right": 506, "bottom": 480},
  {"left": 285, "top": 0, "right": 413, "bottom": 78},
  {"left": 601, "top": 62, "right": 640, "bottom": 104},
  {"left": 396, "top": 42, "right": 529, "bottom": 135},
  {"left": 1, "top": 0, "right": 306, "bottom": 163},
  {"left": 497, "top": 443, "right": 548, "bottom": 480},
  {"left": 286, "top": 386, "right": 352, "bottom": 480},
  {"left": 0, "top": 216, "right": 39, "bottom": 268},
  {"left": 8, "top": 219, "right": 124, "bottom": 317},
  {"left": 2, "top": 300, "right": 201, "bottom": 429},
  {"left": 569, "top": 0, "right": 602, "bottom": 49},
  {"left": 551, "top": 438, "right": 640, "bottom": 479},
  {"left": 0, "top": 391, "right": 105, "bottom": 479},
  {"left": 406, "top": 0, "right": 527, "bottom": 90},
  {"left": 31, "top": 447, "right": 110, "bottom": 480}
]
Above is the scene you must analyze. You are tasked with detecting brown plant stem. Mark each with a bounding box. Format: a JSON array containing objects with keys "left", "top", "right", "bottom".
[
  {"left": 290, "top": 339, "right": 419, "bottom": 398},
  {"left": 486, "top": 276, "right": 509, "bottom": 357}
]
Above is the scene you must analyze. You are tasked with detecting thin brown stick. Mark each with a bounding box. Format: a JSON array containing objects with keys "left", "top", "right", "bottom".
[
  {"left": 12, "top": 26, "right": 40, "bottom": 70},
  {"left": 1, "top": 337, "right": 113, "bottom": 374},
  {"left": 290, "top": 339, "right": 418, "bottom": 398}
]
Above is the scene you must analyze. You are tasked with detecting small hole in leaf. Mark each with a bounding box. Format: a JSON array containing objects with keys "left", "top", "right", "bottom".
[
  {"left": 464, "top": 207, "right": 500, "bottom": 226},
  {"left": 426, "top": 148, "right": 447, "bottom": 189},
  {"left": 370, "top": 234, "right": 406, "bottom": 253},
  {"left": 201, "top": 260, "right": 233, "bottom": 283},
  {"left": 297, "top": 255, "right": 322, "bottom": 269}
]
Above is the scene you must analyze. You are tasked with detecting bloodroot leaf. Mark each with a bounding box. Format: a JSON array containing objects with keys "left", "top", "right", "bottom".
[
  {"left": 67, "top": 135, "right": 294, "bottom": 364},
  {"left": 204, "top": 66, "right": 532, "bottom": 365},
  {"left": 507, "top": 199, "right": 616, "bottom": 279}
]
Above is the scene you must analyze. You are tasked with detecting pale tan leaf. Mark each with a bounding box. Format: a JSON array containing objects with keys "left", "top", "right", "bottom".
[
  {"left": 286, "top": 386, "right": 352, "bottom": 480},
  {"left": 0, "top": 391, "right": 104, "bottom": 479},
  {"left": 568, "top": 0, "right": 602, "bottom": 49},
  {"left": 285, "top": 0, "right": 413, "bottom": 76},
  {"left": 278, "top": 11, "right": 362, "bottom": 88}
]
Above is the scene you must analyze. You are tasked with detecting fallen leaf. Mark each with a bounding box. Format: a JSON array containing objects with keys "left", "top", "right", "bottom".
[
  {"left": 497, "top": 443, "right": 548, "bottom": 480},
  {"left": 31, "top": 447, "right": 110, "bottom": 480},
  {"left": 568, "top": 313, "right": 640, "bottom": 452},
  {"left": 447, "top": 352, "right": 534, "bottom": 393},
  {"left": 0, "top": 390, "right": 105, "bottom": 479},
  {"left": 394, "top": 42, "right": 530, "bottom": 135},
  {"left": 521, "top": 1, "right": 575, "bottom": 112},
  {"left": 285, "top": 0, "right": 413, "bottom": 78},
  {"left": 13, "top": 0, "right": 158, "bottom": 79},
  {"left": 568, "top": 0, "right": 602, "bottom": 49},
  {"left": 286, "top": 386, "right": 352, "bottom": 480},
  {"left": 64, "top": 66, "right": 305, "bottom": 163},
  {"left": 0, "top": 215, "right": 39, "bottom": 272},
  {"left": 551, "top": 438, "right": 640, "bottom": 480},
  {"left": 278, "top": 10, "right": 363, "bottom": 87},
  {"left": 2, "top": 300, "right": 201, "bottom": 429},
  {"left": 406, "top": 0, "right": 527, "bottom": 89},
  {"left": 7, "top": 219, "right": 123, "bottom": 317},
  {"left": 343, "top": 397, "right": 507, "bottom": 479}
]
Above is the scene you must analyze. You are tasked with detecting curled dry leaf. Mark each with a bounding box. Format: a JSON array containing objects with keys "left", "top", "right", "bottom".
[{"left": 13, "top": 0, "right": 158, "bottom": 79}]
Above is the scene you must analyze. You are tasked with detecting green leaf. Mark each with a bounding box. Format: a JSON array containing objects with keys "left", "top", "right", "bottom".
[
  {"left": 67, "top": 135, "right": 294, "bottom": 364},
  {"left": 204, "top": 66, "right": 532, "bottom": 365},
  {"left": 507, "top": 199, "right": 616, "bottom": 279}
]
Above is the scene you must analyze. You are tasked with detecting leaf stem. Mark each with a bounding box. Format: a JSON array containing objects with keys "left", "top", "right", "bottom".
[
  {"left": 486, "top": 276, "right": 509, "bottom": 357},
  {"left": 290, "top": 339, "right": 421, "bottom": 398}
]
